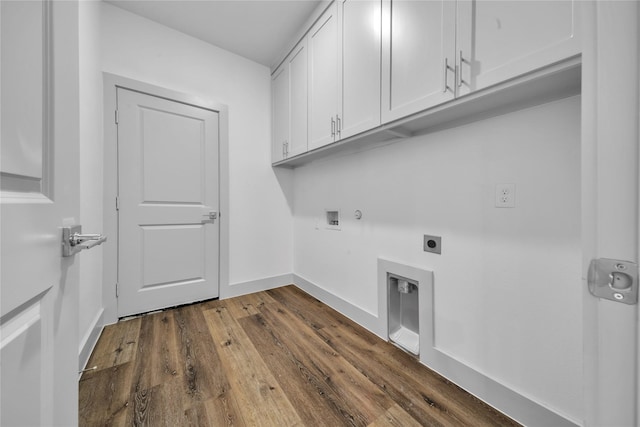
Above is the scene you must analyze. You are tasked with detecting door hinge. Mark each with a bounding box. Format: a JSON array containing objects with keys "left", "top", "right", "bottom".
[
  {"left": 115, "top": 283, "right": 119, "bottom": 298},
  {"left": 115, "top": 110, "right": 119, "bottom": 124},
  {"left": 115, "top": 196, "right": 120, "bottom": 211}
]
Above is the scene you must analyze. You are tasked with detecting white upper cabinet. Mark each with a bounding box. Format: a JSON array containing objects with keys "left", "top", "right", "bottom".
[
  {"left": 308, "top": 2, "right": 340, "bottom": 150},
  {"left": 308, "top": 0, "right": 382, "bottom": 151},
  {"left": 288, "top": 39, "right": 309, "bottom": 157},
  {"left": 272, "top": 39, "right": 308, "bottom": 162},
  {"left": 381, "top": 0, "right": 580, "bottom": 124},
  {"left": 339, "top": 0, "right": 382, "bottom": 140},
  {"left": 271, "top": 65, "right": 289, "bottom": 163},
  {"left": 456, "top": 0, "right": 581, "bottom": 96},
  {"left": 273, "top": 0, "right": 581, "bottom": 166},
  {"left": 381, "top": 0, "right": 456, "bottom": 124}
]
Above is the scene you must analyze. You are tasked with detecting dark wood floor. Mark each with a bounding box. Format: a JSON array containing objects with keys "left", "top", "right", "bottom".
[{"left": 79, "top": 285, "right": 520, "bottom": 426}]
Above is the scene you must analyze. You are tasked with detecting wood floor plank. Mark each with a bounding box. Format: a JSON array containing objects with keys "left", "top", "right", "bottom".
[
  {"left": 268, "top": 286, "right": 517, "bottom": 426},
  {"left": 79, "top": 362, "right": 134, "bottom": 427},
  {"left": 369, "top": 403, "right": 423, "bottom": 427},
  {"left": 81, "top": 287, "right": 521, "bottom": 427},
  {"left": 238, "top": 312, "right": 359, "bottom": 426},
  {"left": 225, "top": 290, "right": 275, "bottom": 318},
  {"left": 266, "top": 286, "right": 330, "bottom": 331},
  {"left": 225, "top": 297, "right": 259, "bottom": 319},
  {"left": 203, "top": 304, "right": 304, "bottom": 426},
  {"left": 172, "top": 304, "right": 232, "bottom": 408},
  {"left": 196, "top": 297, "right": 226, "bottom": 312},
  {"left": 317, "top": 318, "right": 519, "bottom": 427},
  {"left": 319, "top": 321, "right": 470, "bottom": 426},
  {"left": 129, "top": 311, "right": 182, "bottom": 395},
  {"left": 85, "top": 317, "right": 141, "bottom": 370},
  {"left": 183, "top": 393, "right": 248, "bottom": 427},
  {"left": 251, "top": 302, "right": 394, "bottom": 426},
  {"left": 126, "top": 378, "right": 192, "bottom": 427}
]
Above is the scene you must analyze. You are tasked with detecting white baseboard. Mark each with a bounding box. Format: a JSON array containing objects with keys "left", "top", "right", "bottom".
[
  {"left": 221, "top": 273, "right": 295, "bottom": 300},
  {"left": 78, "top": 308, "right": 104, "bottom": 372},
  {"left": 293, "top": 274, "right": 384, "bottom": 338},
  {"left": 292, "top": 270, "right": 579, "bottom": 427}
]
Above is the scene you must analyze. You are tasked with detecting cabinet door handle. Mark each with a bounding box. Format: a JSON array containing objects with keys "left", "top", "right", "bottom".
[
  {"left": 457, "top": 50, "right": 467, "bottom": 88},
  {"left": 282, "top": 141, "right": 286, "bottom": 158},
  {"left": 443, "top": 58, "right": 454, "bottom": 93},
  {"left": 336, "top": 114, "right": 341, "bottom": 136},
  {"left": 285, "top": 141, "right": 289, "bottom": 156},
  {"left": 331, "top": 117, "right": 336, "bottom": 138}
]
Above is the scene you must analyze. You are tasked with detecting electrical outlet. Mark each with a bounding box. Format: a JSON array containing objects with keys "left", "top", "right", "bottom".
[
  {"left": 423, "top": 235, "right": 442, "bottom": 254},
  {"left": 495, "top": 184, "right": 516, "bottom": 208}
]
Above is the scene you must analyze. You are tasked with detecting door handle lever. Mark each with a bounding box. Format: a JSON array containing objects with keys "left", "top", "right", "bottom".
[
  {"left": 62, "top": 225, "right": 107, "bottom": 257},
  {"left": 70, "top": 233, "right": 105, "bottom": 246}
]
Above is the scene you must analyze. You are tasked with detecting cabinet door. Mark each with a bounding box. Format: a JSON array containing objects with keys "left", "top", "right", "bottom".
[
  {"left": 308, "top": 2, "right": 340, "bottom": 150},
  {"left": 271, "top": 65, "right": 289, "bottom": 163},
  {"left": 457, "top": 0, "right": 580, "bottom": 95},
  {"left": 340, "top": 0, "right": 382, "bottom": 140},
  {"left": 381, "top": 0, "right": 456, "bottom": 124},
  {"left": 288, "top": 39, "right": 309, "bottom": 157}
]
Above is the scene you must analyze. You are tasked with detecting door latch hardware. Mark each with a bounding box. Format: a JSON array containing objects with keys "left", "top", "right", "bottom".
[
  {"left": 201, "top": 210, "right": 218, "bottom": 223},
  {"left": 588, "top": 258, "right": 638, "bottom": 305},
  {"left": 62, "top": 225, "right": 107, "bottom": 257}
]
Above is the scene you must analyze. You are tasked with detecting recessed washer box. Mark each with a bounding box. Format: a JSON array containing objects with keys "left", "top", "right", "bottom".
[
  {"left": 388, "top": 273, "right": 420, "bottom": 356},
  {"left": 325, "top": 209, "right": 341, "bottom": 230}
]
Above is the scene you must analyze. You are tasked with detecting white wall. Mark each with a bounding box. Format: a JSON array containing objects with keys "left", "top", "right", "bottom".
[
  {"left": 78, "top": 0, "right": 104, "bottom": 364},
  {"left": 292, "top": 96, "right": 582, "bottom": 422},
  {"left": 100, "top": 3, "right": 294, "bottom": 296}
]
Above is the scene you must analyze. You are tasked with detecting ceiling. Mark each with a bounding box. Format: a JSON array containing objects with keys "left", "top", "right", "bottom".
[{"left": 105, "top": 0, "right": 323, "bottom": 67}]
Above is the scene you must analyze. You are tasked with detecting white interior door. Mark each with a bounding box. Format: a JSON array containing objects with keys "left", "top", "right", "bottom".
[
  {"left": 117, "top": 88, "right": 220, "bottom": 317},
  {"left": 1, "top": 1, "right": 80, "bottom": 425},
  {"left": 582, "top": 2, "right": 639, "bottom": 425}
]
